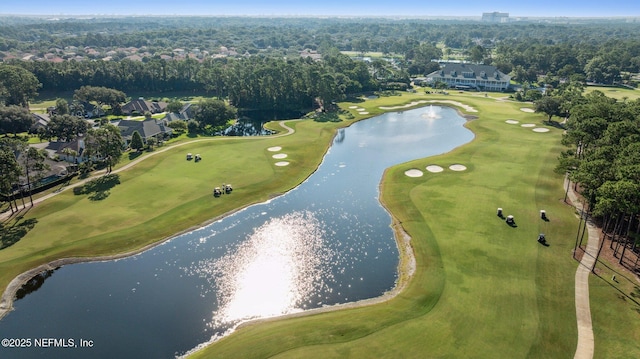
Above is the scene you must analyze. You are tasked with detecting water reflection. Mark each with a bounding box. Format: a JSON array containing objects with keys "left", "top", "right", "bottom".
[
  {"left": 221, "top": 118, "right": 275, "bottom": 136},
  {"left": 0, "top": 106, "right": 474, "bottom": 359},
  {"left": 15, "top": 269, "right": 58, "bottom": 300},
  {"left": 198, "top": 211, "right": 333, "bottom": 325}
]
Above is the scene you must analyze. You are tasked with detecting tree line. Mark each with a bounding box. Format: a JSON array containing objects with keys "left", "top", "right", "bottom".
[
  {"left": 2, "top": 16, "right": 640, "bottom": 56},
  {"left": 0, "top": 121, "right": 124, "bottom": 211},
  {"left": 3, "top": 51, "right": 389, "bottom": 111},
  {"left": 551, "top": 87, "right": 640, "bottom": 271},
  {"left": 2, "top": 17, "right": 640, "bottom": 93}
]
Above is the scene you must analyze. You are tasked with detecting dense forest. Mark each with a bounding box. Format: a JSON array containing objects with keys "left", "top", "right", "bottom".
[
  {"left": 1, "top": 16, "right": 640, "bottom": 112},
  {"left": 1, "top": 17, "right": 640, "bottom": 95},
  {"left": 1, "top": 18, "right": 640, "bottom": 261}
]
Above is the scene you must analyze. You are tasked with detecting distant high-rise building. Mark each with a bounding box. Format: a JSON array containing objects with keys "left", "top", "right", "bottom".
[{"left": 482, "top": 12, "right": 509, "bottom": 22}]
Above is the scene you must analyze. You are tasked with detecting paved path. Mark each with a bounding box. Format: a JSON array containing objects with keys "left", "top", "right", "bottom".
[
  {"left": 565, "top": 176, "right": 598, "bottom": 359},
  {"left": 1, "top": 121, "right": 296, "bottom": 222}
]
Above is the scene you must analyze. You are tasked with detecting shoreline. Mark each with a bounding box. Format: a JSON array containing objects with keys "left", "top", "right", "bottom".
[
  {"left": 379, "top": 99, "right": 478, "bottom": 113},
  {"left": 0, "top": 202, "right": 260, "bottom": 321},
  {"left": 0, "top": 120, "right": 300, "bottom": 321},
  {"left": 0, "top": 103, "right": 441, "bottom": 351},
  {"left": 182, "top": 216, "right": 416, "bottom": 358},
  {"left": 1, "top": 146, "right": 417, "bottom": 359}
]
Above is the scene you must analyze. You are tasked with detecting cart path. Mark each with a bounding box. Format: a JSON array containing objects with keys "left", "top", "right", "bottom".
[
  {"left": 1, "top": 120, "right": 296, "bottom": 221},
  {"left": 566, "top": 176, "right": 597, "bottom": 359}
]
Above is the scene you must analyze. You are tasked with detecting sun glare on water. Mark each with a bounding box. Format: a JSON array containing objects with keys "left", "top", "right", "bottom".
[{"left": 205, "top": 211, "right": 333, "bottom": 325}]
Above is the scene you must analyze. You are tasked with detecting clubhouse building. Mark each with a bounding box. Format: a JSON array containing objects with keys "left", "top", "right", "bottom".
[{"left": 425, "top": 63, "right": 511, "bottom": 92}]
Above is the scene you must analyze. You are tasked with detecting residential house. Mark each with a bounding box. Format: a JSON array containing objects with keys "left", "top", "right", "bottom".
[
  {"left": 16, "top": 144, "right": 72, "bottom": 191},
  {"left": 49, "top": 136, "right": 91, "bottom": 163},
  {"left": 121, "top": 99, "right": 168, "bottom": 115},
  {"left": 125, "top": 54, "right": 143, "bottom": 62},
  {"left": 72, "top": 101, "right": 105, "bottom": 118},
  {"left": 30, "top": 113, "right": 51, "bottom": 133},
  {"left": 425, "top": 63, "right": 511, "bottom": 91},
  {"left": 300, "top": 49, "right": 322, "bottom": 61},
  {"left": 162, "top": 103, "right": 197, "bottom": 122},
  {"left": 117, "top": 119, "right": 173, "bottom": 147}
]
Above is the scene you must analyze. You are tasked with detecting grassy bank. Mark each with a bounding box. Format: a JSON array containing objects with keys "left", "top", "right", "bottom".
[
  {"left": 0, "top": 119, "right": 344, "bottom": 301},
  {"left": 190, "top": 93, "right": 640, "bottom": 358},
  {"left": 3, "top": 91, "right": 639, "bottom": 358}
]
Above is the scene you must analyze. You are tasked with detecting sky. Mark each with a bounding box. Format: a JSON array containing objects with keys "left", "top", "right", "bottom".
[{"left": 1, "top": 0, "right": 639, "bottom": 18}]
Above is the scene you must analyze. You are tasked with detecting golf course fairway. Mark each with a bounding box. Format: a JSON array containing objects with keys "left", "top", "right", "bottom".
[
  {"left": 1, "top": 91, "right": 639, "bottom": 358},
  {"left": 190, "top": 93, "right": 640, "bottom": 358}
]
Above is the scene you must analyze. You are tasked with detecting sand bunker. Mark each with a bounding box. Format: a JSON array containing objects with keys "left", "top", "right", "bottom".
[
  {"left": 348, "top": 105, "right": 358, "bottom": 109},
  {"left": 520, "top": 108, "right": 535, "bottom": 113},
  {"left": 267, "top": 146, "right": 282, "bottom": 152},
  {"left": 380, "top": 100, "right": 477, "bottom": 113},
  {"left": 359, "top": 111, "right": 369, "bottom": 115},
  {"left": 521, "top": 123, "right": 536, "bottom": 128},
  {"left": 505, "top": 120, "right": 519, "bottom": 124},
  {"left": 533, "top": 128, "right": 550, "bottom": 133},
  {"left": 272, "top": 153, "right": 288, "bottom": 159},
  {"left": 426, "top": 165, "right": 444, "bottom": 173},
  {"left": 275, "top": 161, "right": 290, "bottom": 166},
  {"left": 405, "top": 169, "right": 424, "bottom": 177},
  {"left": 449, "top": 164, "right": 467, "bottom": 171}
]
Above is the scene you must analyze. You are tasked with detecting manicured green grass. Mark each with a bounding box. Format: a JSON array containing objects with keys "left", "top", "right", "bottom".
[
  {"left": 190, "top": 94, "right": 640, "bottom": 358},
  {"left": 585, "top": 86, "right": 640, "bottom": 101},
  {"left": 0, "top": 120, "right": 344, "bottom": 294},
  {"left": 4, "top": 92, "right": 640, "bottom": 358},
  {"left": 589, "top": 259, "right": 640, "bottom": 358}
]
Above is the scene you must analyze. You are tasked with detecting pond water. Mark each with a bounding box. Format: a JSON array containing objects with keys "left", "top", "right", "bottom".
[{"left": 0, "top": 106, "right": 473, "bottom": 358}]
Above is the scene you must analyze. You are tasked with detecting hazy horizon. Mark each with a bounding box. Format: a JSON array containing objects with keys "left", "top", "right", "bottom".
[{"left": 1, "top": 0, "right": 639, "bottom": 18}]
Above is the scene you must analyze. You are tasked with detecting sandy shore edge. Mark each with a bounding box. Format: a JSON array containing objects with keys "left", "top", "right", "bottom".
[
  {"left": 380, "top": 99, "right": 478, "bottom": 113},
  {"left": 181, "top": 220, "right": 416, "bottom": 358},
  {"left": 0, "top": 194, "right": 282, "bottom": 322},
  {"left": 1, "top": 114, "right": 419, "bottom": 357},
  {"left": 0, "top": 120, "right": 300, "bottom": 321},
  {"left": 182, "top": 165, "right": 418, "bottom": 357}
]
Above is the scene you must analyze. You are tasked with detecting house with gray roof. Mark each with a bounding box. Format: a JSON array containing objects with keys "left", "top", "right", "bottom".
[
  {"left": 162, "top": 103, "right": 197, "bottom": 122},
  {"left": 117, "top": 119, "right": 173, "bottom": 146},
  {"left": 121, "top": 99, "right": 167, "bottom": 115},
  {"left": 426, "top": 63, "right": 511, "bottom": 91},
  {"left": 30, "top": 113, "right": 51, "bottom": 133},
  {"left": 49, "top": 136, "right": 92, "bottom": 163}
]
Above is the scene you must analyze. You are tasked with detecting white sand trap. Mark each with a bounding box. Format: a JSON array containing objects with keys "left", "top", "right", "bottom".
[
  {"left": 405, "top": 169, "right": 424, "bottom": 177},
  {"left": 358, "top": 111, "right": 369, "bottom": 115},
  {"left": 505, "top": 120, "right": 519, "bottom": 124},
  {"left": 272, "top": 153, "right": 288, "bottom": 159},
  {"left": 349, "top": 105, "right": 359, "bottom": 109},
  {"left": 426, "top": 165, "right": 444, "bottom": 173},
  {"left": 449, "top": 164, "right": 467, "bottom": 171},
  {"left": 521, "top": 123, "right": 536, "bottom": 128},
  {"left": 533, "top": 128, "right": 550, "bottom": 133},
  {"left": 267, "top": 146, "right": 282, "bottom": 152},
  {"left": 275, "top": 161, "right": 290, "bottom": 166},
  {"left": 379, "top": 100, "right": 477, "bottom": 113},
  {"left": 520, "top": 108, "right": 535, "bottom": 113}
]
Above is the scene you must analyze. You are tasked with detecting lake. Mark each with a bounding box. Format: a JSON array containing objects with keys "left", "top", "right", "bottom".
[{"left": 0, "top": 106, "right": 473, "bottom": 358}]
